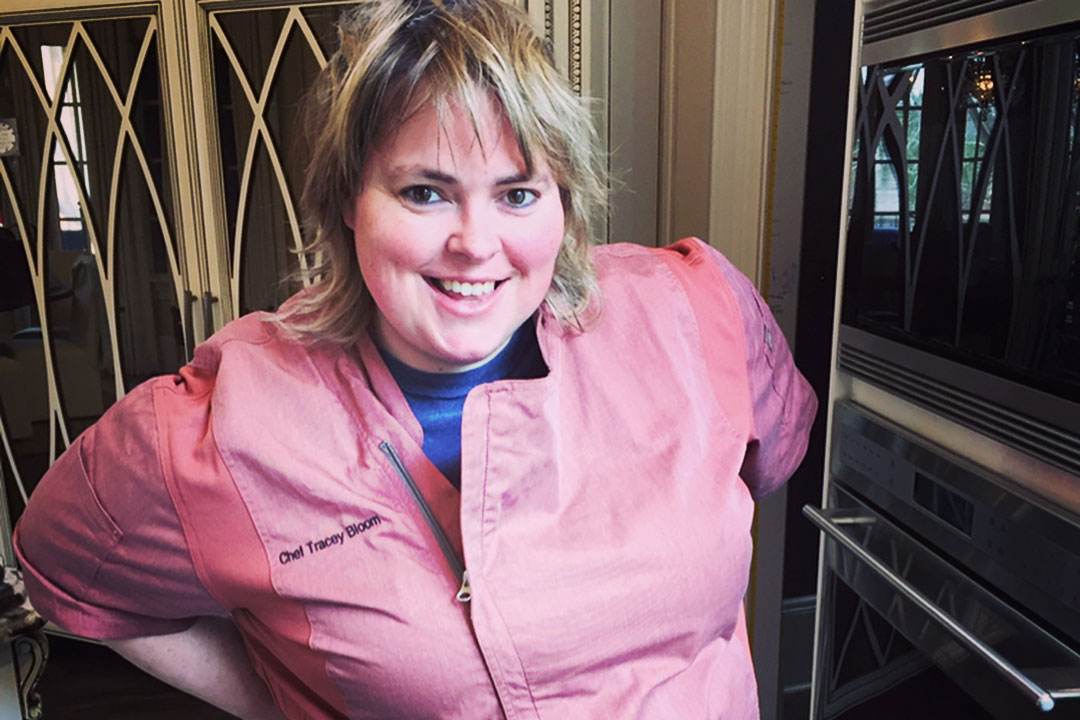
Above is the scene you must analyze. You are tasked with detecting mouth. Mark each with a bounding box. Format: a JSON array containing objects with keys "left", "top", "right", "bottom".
[{"left": 426, "top": 277, "right": 503, "bottom": 299}]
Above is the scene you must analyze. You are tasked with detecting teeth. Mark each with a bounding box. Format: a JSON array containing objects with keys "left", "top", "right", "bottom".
[{"left": 438, "top": 279, "right": 496, "bottom": 297}]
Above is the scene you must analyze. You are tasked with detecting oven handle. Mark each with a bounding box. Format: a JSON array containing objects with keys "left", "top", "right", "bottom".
[{"left": 804, "top": 504, "right": 1058, "bottom": 712}]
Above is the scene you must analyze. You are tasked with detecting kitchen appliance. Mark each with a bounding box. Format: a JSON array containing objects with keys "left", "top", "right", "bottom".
[
  {"left": 808, "top": 402, "right": 1080, "bottom": 718},
  {"left": 808, "top": 0, "right": 1080, "bottom": 717}
]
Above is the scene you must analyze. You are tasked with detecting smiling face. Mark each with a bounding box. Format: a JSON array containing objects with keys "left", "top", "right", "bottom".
[{"left": 345, "top": 94, "right": 565, "bottom": 372}]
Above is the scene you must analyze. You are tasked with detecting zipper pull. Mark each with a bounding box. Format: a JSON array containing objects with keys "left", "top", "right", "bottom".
[{"left": 456, "top": 569, "right": 472, "bottom": 603}]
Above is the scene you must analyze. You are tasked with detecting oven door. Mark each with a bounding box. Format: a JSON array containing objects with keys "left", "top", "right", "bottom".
[{"left": 805, "top": 487, "right": 1080, "bottom": 719}]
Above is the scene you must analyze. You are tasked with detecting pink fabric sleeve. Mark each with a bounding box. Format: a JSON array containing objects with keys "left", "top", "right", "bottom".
[
  {"left": 687, "top": 238, "right": 819, "bottom": 499},
  {"left": 14, "top": 379, "right": 227, "bottom": 639}
]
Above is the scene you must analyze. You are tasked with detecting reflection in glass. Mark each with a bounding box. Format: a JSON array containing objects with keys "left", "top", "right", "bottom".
[
  {"left": 867, "top": 68, "right": 921, "bottom": 233},
  {"left": 0, "top": 223, "right": 50, "bottom": 516},
  {"left": 42, "top": 45, "right": 92, "bottom": 249},
  {"left": 0, "top": 16, "right": 183, "bottom": 516},
  {"left": 874, "top": 157, "right": 900, "bottom": 230},
  {"left": 844, "top": 33, "right": 1080, "bottom": 402},
  {"left": 211, "top": 3, "right": 346, "bottom": 316},
  {"left": 961, "top": 104, "right": 995, "bottom": 225}
]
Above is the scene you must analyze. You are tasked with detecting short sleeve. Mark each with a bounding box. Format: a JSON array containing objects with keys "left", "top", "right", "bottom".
[
  {"left": 693, "top": 239, "right": 818, "bottom": 498},
  {"left": 14, "top": 379, "right": 227, "bottom": 640}
]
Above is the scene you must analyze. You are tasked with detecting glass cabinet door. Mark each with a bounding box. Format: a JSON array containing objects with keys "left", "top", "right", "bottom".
[
  {"left": 0, "top": 4, "right": 204, "bottom": 717},
  {"left": 0, "top": 10, "right": 191, "bottom": 496},
  {"left": 199, "top": 1, "right": 349, "bottom": 321}
]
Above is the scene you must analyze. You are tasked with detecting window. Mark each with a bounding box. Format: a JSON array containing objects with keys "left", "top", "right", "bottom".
[
  {"left": 40, "top": 44, "right": 91, "bottom": 251},
  {"left": 872, "top": 67, "right": 923, "bottom": 232},
  {"left": 960, "top": 57, "right": 995, "bottom": 226}
]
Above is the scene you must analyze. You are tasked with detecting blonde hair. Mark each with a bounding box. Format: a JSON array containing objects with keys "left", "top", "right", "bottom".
[{"left": 276, "top": 0, "right": 607, "bottom": 347}]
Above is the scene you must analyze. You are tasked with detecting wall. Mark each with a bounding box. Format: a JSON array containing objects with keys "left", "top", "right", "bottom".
[{"left": 658, "top": 3, "right": 797, "bottom": 719}]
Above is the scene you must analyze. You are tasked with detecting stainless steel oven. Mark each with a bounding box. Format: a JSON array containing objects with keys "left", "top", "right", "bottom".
[
  {"left": 808, "top": 0, "right": 1080, "bottom": 717},
  {"left": 808, "top": 402, "right": 1080, "bottom": 718}
]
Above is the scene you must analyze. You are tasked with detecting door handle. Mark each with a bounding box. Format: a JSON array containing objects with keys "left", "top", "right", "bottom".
[
  {"left": 183, "top": 290, "right": 195, "bottom": 362},
  {"left": 202, "top": 292, "right": 218, "bottom": 337},
  {"left": 804, "top": 504, "right": 1080, "bottom": 712}
]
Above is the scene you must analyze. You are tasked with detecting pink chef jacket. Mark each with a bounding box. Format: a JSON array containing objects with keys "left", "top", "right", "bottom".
[{"left": 15, "top": 238, "right": 817, "bottom": 719}]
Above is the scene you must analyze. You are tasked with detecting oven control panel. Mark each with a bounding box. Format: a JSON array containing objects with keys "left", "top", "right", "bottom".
[{"left": 831, "top": 401, "right": 1080, "bottom": 646}]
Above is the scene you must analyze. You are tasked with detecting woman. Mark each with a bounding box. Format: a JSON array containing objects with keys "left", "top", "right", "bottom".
[{"left": 15, "top": 1, "right": 817, "bottom": 718}]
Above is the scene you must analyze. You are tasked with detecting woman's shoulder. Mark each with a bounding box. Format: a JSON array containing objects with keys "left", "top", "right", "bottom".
[
  {"left": 589, "top": 238, "right": 747, "bottom": 314},
  {"left": 591, "top": 237, "right": 739, "bottom": 278},
  {"left": 186, "top": 300, "right": 344, "bottom": 386},
  {"left": 193, "top": 308, "right": 301, "bottom": 364}
]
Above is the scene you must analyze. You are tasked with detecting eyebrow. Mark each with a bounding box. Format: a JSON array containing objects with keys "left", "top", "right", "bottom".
[
  {"left": 402, "top": 168, "right": 536, "bottom": 186},
  {"left": 416, "top": 169, "right": 457, "bottom": 185},
  {"left": 494, "top": 172, "right": 530, "bottom": 186}
]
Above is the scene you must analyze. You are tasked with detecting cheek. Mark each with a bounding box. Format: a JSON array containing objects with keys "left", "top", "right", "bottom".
[
  {"left": 354, "top": 234, "right": 409, "bottom": 314},
  {"left": 513, "top": 206, "right": 566, "bottom": 272},
  {"left": 353, "top": 212, "right": 427, "bottom": 278}
]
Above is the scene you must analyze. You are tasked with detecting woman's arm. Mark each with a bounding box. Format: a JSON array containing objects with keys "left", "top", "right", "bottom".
[{"left": 107, "top": 616, "right": 288, "bottom": 720}]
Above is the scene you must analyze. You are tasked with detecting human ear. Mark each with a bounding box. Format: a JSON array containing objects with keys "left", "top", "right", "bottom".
[{"left": 342, "top": 193, "right": 357, "bottom": 230}]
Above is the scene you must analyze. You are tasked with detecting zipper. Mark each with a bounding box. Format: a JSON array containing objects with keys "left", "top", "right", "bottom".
[
  {"left": 456, "top": 569, "right": 472, "bottom": 603},
  {"left": 379, "top": 441, "right": 470, "bottom": 603}
]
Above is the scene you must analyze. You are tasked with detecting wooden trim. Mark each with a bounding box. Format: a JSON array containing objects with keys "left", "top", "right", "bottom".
[
  {"left": 175, "top": 0, "right": 230, "bottom": 333},
  {"left": 607, "top": 0, "right": 659, "bottom": 246},
  {"left": 0, "top": 1, "right": 157, "bottom": 23},
  {"left": 569, "top": 0, "right": 583, "bottom": 94},
  {"left": 196, "top": 0, "right": 353, "bottom": 12},
  {"left": 658, "top": 0, "right": 717, "bottom": 248},
  {"left": 657, "top": 0, "right": 675, "bottom": 247},
  {"left": 708, "top": 0, "right": 781, "bottom": 287}
]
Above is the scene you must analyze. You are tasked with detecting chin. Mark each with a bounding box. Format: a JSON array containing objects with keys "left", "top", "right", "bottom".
[
  {"left": 438, "top": 345, "right": 501, "bottom": 371},
  {"left": 451, "top": 352, "right": 496, "bottom": 369}
]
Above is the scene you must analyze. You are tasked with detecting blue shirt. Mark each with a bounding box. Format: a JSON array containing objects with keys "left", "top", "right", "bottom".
[{"left": 376, "top": 320, "right": 546, "bottom": 489}]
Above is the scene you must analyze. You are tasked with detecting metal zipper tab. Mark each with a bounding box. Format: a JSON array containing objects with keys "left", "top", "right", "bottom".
[
  {"left": 456, "top": 569, "right": 472, "bottom": 603},
  {"left": 379, "top": 441, "right": 470, "bottom": 603}
]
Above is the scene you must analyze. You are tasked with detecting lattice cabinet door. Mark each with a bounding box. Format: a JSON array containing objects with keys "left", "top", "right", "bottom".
[
  {"left": 0, "top": 1, "right": 209, "bottom": 717},
  {"left": 188, "top": 1, "right": 352, "bottom": 324}
]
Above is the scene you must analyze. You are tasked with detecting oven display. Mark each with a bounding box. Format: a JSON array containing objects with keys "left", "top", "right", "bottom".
[{"left": 912, "top": 472, "right": 974, "bottom": 536}]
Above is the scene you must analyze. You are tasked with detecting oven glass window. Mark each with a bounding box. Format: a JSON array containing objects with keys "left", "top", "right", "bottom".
[
  {"left": 842, "top": 27, "right": 1080, "bottom": 403},
  {"left": 824, "top": 574, "right": 1003, "bottom": 720}
]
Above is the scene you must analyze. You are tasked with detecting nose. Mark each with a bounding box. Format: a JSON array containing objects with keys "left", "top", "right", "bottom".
[{"left": 446, "top": 201, "right": 499, "bottom": 261}]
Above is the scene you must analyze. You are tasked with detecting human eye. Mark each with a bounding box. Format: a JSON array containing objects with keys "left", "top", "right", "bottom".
[
  {"left": 503, "top": 188, "right": 538, "bottom": 209},
  {"left": 401, "top": 185, "right": 445, "bottom": 206}
]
